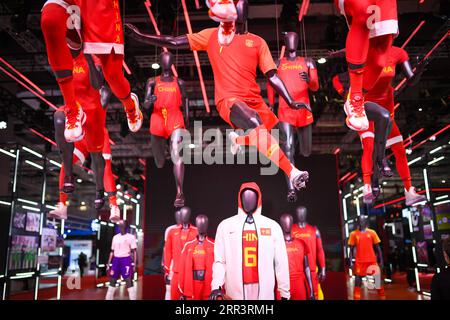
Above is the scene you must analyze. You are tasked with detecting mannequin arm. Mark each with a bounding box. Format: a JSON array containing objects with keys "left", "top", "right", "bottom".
[
  {"left": 348, "top": 245, "right": 355, "bottom": 269},
  {"left": 403, "top": 59, "right": 429, "bottom": 87},
  {"left": 304, "top": 255, "right": 315, "bottom": 300},
  {"left": 106, "top": 251, "right": 114, "bottom": 270},
  {"left": 327, "top": 48, "right": 346, "bottom": 58},
  {"left": 266, "top": 82, "right": 276, "bottom": 110},
  {"left": 316, "top": 228, "right": 326, "bottom": 281},
  {"left": 211, "top": 223, "right": 226, "bottom": 292},
  {"left": 124, "top": 23, "right": 190, "bottom": 50},
  {"left": 332, "top": 74, "right": 345, "bottom": 97},
  {"left": 306, "top": 58, "right": 319, "bottom": 92},
  {"left": 374, "top": 244, "right": 383, "bottom": 269},
  {"left": 143, "top": 78, "right": 156, "bottom": 111},
  {"left": 132, "top": 249, "right": 137, "bottom": 266},
  {"left": 178, "top": 78, "right": 190, "bottom": 128},
  {"left": 274, "top": 224, "right": 291, "bottom": 300},
  {"left": 85, "top": 54, "right": 105, "bottom": 90}
]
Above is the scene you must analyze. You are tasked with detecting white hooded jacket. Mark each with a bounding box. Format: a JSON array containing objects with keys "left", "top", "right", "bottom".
[{"left": 211, "top": 182, "right": 290, "bottom": 300}]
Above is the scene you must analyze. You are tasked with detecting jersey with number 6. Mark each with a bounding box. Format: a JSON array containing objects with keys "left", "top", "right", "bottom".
[{"left": 242, "top": 228, "right": 259, "bottom": 284}]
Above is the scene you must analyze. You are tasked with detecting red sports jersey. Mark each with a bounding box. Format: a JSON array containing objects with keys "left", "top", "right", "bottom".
[
  {"left": 163, "top": 225, "right": 198, "bottom": 274},
  {"left": 277, "top": 57, "right": 311, "bottom": 105},
  {"left": 365, "top": 46, "right": 408, "bottom": 106},
  {"left": 242, "top": 230, "right": 259, "bottom": 284},
  {"left": 286, "top": 238, "right": 309, "bottom": 278},
  {"left": 292, "top": 223, "right": 326, "bottom": 271},
  {"left": 348, "top": 228, "right": 381, "bottom": 263},
  {"left": 154, "top": 76, "right": 182, "bottom": 111},
  {"left": 72, "top": 53, "right": 102, "bottom": 111}
]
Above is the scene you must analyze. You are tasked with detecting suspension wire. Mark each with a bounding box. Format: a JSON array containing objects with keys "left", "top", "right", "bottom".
[{"left": 275, "top": 0, "right": 280, "bottom": 58}]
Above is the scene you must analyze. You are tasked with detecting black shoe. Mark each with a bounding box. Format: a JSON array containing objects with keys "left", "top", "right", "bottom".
[
  {"left": 62, "top": 175, "right": 75, "bottom": 194},
  {"left": 174, "top": 193, "right": 185, "bottom": 208},
  {"left": 94, "top": 189, "right": 105, "bottom": 210},
  {"left": 287, "top": 189, "right": 298, "bottom": 203},
  {"left": 377, "top": 159, "right": 393, "bottom": 178}
]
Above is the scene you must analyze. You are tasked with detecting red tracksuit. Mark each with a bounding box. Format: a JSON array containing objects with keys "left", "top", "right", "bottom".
[
  {"left": 163, "top": 225, "right": 198, "bottom": 300},
  {"left": 178, "top": 237, "right": 215, "bottom": 300},
  {"left": 150, "top": 77, "right": 185, "bottom": 139},
  {"left": 292, "top": 223, "right": 325, "bottom": 299}
]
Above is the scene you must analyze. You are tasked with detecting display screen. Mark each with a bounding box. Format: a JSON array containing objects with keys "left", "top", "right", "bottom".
[
  {"left": 25, "top": 212, "right": 41, "bottom": 233},
  {"left": 435, "top": 202, "right": 450, "bottom": 231},
  {"left": 9, "top": 235, "right": 39, "bottom": 271}
]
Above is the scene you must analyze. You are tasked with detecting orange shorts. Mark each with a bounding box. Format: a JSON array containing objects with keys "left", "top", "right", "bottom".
[
  {"left": 217, "top": 97, "right": 279, "bottom": 130},
  {"left": 150, "top": 108, "right": 185, "bottom": 139},
  {"left": 354, "top": 262, "right": 378, "bottom": 277},
  {"left": 278, "top": 105, "right": 313, "bottom": 128}
]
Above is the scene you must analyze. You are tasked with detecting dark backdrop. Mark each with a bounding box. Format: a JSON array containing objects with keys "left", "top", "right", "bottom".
[{"left": 144, "top": 154, "right": 347, "bottom": 299}]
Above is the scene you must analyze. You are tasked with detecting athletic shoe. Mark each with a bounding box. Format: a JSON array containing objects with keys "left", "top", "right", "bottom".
[
  {"left": 287, "top": 189, "right": 298, "bottom": 203},
  {"left": 344, "top": 93, "right": 369, "bottom": 131},
  {"left": 363, "top": 184, "right": 375, "bottom": 205},
  {"left": 174, "top": 192, "right": 185, "bottom": 208},
  {"left": 126, "top": 93, "right": 143, "bottom": 133},
  {"left": 94, "top": 189, "right": 105, "bottom": 210},
  {"left": 372, "top": 183, "right": 381, "bottom": 199},
  {"left": 109, "top": 204, "right": 121, "bottom": 222},
  {"left": 289, "top": 168, "right": 309, "bottom": 191},
  {"left": 377, "top": 159, "right": 393, "bottom": 178},
  {"left": 405, "top": 187, "right": 426, "bottom": 206},
  {"left": 62, "top": 175, "right": 75, "bottom": 194},
  {"left": 64, "top": 102, "right": 86, "bottom": 142},
  {"left": 206, "top": 0, "right": 237, "bottom": 22},
  {"left": 228, "top": 131, "right": 242, "bottom": 155},
  {"left": 48, "top": 202, "right": 67, "bottom": 220}
]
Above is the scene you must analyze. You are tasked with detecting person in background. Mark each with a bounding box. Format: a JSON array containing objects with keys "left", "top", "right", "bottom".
[
  {"left": 78, "top": 252, "right": 87, "bottom": 277},
  {"left": 431, "top": 238, "right": 450, "bottom": 300}
]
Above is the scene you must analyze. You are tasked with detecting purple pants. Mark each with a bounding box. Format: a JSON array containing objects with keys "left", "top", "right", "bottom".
[{"left": 110, "top": 256, "right": 133, "bottom": 280}]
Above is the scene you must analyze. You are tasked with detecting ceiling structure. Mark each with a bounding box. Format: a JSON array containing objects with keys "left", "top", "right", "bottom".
[{"left": 0, "top": 0, "right": 449, "bottom": 202}]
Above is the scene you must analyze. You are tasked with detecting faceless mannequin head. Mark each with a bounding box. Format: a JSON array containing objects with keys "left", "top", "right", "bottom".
[
  {"left": 280, "top": 213, "right": 294, "bottom": 235},
  {"left": 118, "top": 220, "right": 127, "bottom": 235},
  {"left": 241, "top": 189, "right": 258, "bottom": 215},
  {"left": 235, "top": 0, "right": 249, "bottom": 26},
  {"left": 179, "top": 206, "right": 191, "bottom": 226},
  {"left": 195, "top": 214, "right": 209, "bottom": 235},
  {"left": 174, "top": 210, "right": 182, "bottom": 225},
  {"left": 284, "top": 32, "right": 299, "bottom": 53},
  {"left": 358, "top": 215, "right": 369, "bottom": 230},
  {"left": 160, "top": 52, "right": 173, "bottom": 73},
  {"left": 296, "top": 206, "right": 308, "bottom": 224}
]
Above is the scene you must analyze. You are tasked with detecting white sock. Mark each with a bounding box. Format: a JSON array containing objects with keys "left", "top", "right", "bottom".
[
  {"left": 127, "top": 286, "right": 137, "bottom": 300},
  {"left": 105, "top": 286, "right": 116, "bottom": 300}
]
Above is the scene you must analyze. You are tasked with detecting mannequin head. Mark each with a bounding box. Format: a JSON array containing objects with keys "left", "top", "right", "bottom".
[
  {"left": 241, "top": 189, "right": 258, "bottom": 215},
  {"left": 179, "top": 206, "right": 191, "bottom": 225},
  {"left": 118, "top": 220, "right": 127, "bottom": 235},
  {"left": 280, "top": 213, "right": 294, "bottom": 235},
  {"left": 235, "top": 0, "right": 249, "bottom": 26},
  {"left": 174, "top": 210, "right": 182, "bottom": 225},
  {"left": 284, "top": 32, "right": 299, "bottom": 53},
  {"left": 296, "top": 206, "right": 308, "bottom": 224},
  {"left": 358, "top": 215, "right": 369, "bottom": 230},
  {"left": 160, "top": 51, "right": 173, "bottom": 74},
  {"left": 195, "top": 214, "right": 209, "bottom": 235}
]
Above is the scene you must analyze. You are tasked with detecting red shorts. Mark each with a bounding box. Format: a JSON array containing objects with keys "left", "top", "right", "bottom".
[
  {"left": 358, "top": 120, "right": 402, "bottom": 147},
  {"left": 354, "top": 262, "right": 378, "bottom": 277},
  {"left": 217, "top": 97, "right": 279, "bottom": 130},
  {"left": 278, "top": 105, "right": 313, "bottom": 128},
  {"left": 335, "top": 0, "right": 398, "bottom": 38},
  {"left": 150, "top": 109, "right": 185, "bottom": 139},
  {"left": 276, "top": 274, "right": 309, "bottom": 300},
  {"left": 192, "top": 280, "right": 209, "bottom": 300}
]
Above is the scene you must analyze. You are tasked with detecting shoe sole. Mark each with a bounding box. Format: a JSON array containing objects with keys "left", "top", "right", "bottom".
[
  {"left": 344, "top": 100, "right": 369, "bottom": 131},
  {"left": 293, "top": 171, "right": 309, "bottom": 191},
  {"left": 405, "top": 196, "right": 427, "bottom": 207}
]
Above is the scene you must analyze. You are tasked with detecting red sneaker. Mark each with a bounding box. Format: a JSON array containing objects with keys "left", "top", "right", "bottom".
[
  {"left": 64, "top": 102, "right": 86, "bottom": 142},
  {"left": 344, "top": 93, "right": 369, "bottom": 131},
  {"left": 126, "top": 93, "right": 143, "bottom": 132}
]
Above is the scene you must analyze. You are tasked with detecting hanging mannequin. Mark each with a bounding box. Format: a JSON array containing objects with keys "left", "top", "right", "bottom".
[
  {"left": 279, "top": 213, "right": 315, "bottom": 300},
  {"left": 268, "top": 32, "right": 319, "bottom": 202},
  {"left": 179, "top": 215, "right": 215, "bottom": 300},
  {"left": 106, "top": 220, "right": 138, "bottom": 300},
  {"left": 210, "top": 182, "right": 290, "bottom": 300},
  {"left": 292, "top": 206, "right": 326, "bottom": 299},
  {"left": 348, "top": 215, "right": 385, "bottom": 300},
  {"left": 162, "top": 210, "right": 182, "bottom": 300},
  {"left": 163, "top": 206, "right": 198, "bottom": 300},
  {"left": 144, "top": 52, "right": 189, "bottom": 208},
  {"left": 125, "top": 0, "right": 313, "bottom": 197}
]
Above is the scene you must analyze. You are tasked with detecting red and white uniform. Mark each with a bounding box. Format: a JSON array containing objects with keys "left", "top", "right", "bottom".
[
  {"left": 272, "top": 57, "right": 318, "bottom": 127},
  {"left": 187, "top": 28, "right": 279, "bottom": 130},
  {"left": 150, "top": 77, "right": 185, "bottom": 139},
  {"left": 163, "top": 225, "right": 198, "bottom": 300},
  {"left": 162, "top": 224, "right": 180, "bottom": 300},
  {"left": 178, "top": 237, "right": 215, "bottom": 300},
  {"left": 348, "top": 228, "right": 381, "bottom": 276},
  {"left": 335, "top": 0, "right": 398, "bottom": 38},
  {"left": 292, "top": 224, "right": 325, "bottom": 299}
]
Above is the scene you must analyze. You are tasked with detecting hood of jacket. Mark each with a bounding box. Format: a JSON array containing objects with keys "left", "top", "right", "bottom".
[{"left": 237, "top": 182, "right": 262, "bottom": 216}]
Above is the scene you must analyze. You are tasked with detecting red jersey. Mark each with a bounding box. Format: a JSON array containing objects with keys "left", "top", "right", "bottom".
[
  {"left": 72, "top": 53, "right": 102, "bottom": 111},
  {"left": 154, "top": 77, "right": 182, "bottom": 111},
  {"left": 277, "top": 57, "right": 313, "bottom": 106},
  {"left": 286, "top": 238, "right": 309, "bottom": 278},
  {"left": 163, "top": 225, "right": 198, "bottom": 274},
  {"left": 365, "top": 46, "right": 409, "bottom": 103},
  {"left": 348, "top": 228, "right": 381, "bottom": 263},
  {"left": 292, "top": 223, "right": 326, "bottom": 271},
  {"left": 192, "top": 243, "right": 207, "bottom": 271},
  {"left": 242, "top": 229, "right": 259, "bottom": 284},
  {"left": 187, "top": 28, "right": 276, "bottom": 105}
]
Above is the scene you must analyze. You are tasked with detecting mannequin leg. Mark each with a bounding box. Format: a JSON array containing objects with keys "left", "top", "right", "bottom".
[
  {"left": 91, "top": 152, "right": 105, "bottom": 210},
  {"left": 297, "top": 125, "right": 312, "bottom": 157},
  {"left": 151, "top": 135, "right": 167, "bottom": 168},
  {"left": 54, "top": 110, "right": 75, "bottom": 192},
  {"left": 106, "top": 277, "right": 117, "bottom": 300},
  {"left": 354, "top": 275, "right": 363, "bottom": 300},
  {"left": 170, "top": 129, "right": 185, "bottom": 208},
  {"left": 279, "top": 122, "right": 297, "bottom": 202}
]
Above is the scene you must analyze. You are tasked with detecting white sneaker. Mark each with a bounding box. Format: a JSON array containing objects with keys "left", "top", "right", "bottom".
[
  {"left": 344, "top": 93, "right": 369, "bottom": 131},
  {"left": 363, "top": 184, "right": 375, "bottom": 204},
  {"left": 109, "top": 204, "right": 121, "bottom": 222},
  {"left": 206, "top": 0, "right": 238, "bottom": 22},
  {"left": 64, "top": 103, "right": 86, "bottom": 142},
  {"left": 228, "top": 131, "right": 242, "bottom": 155},
  {"left": 405, "top": 187, "right": 427, "bottom": 206},
  {"left": 48, "top": 202, "right": 67, "bottom": 220},
  {"left": 126, "top": 93, "right": 143, "bottom": 133},
  {"left": 289, "top": 167, "right": 309, "bottom": 191}
]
